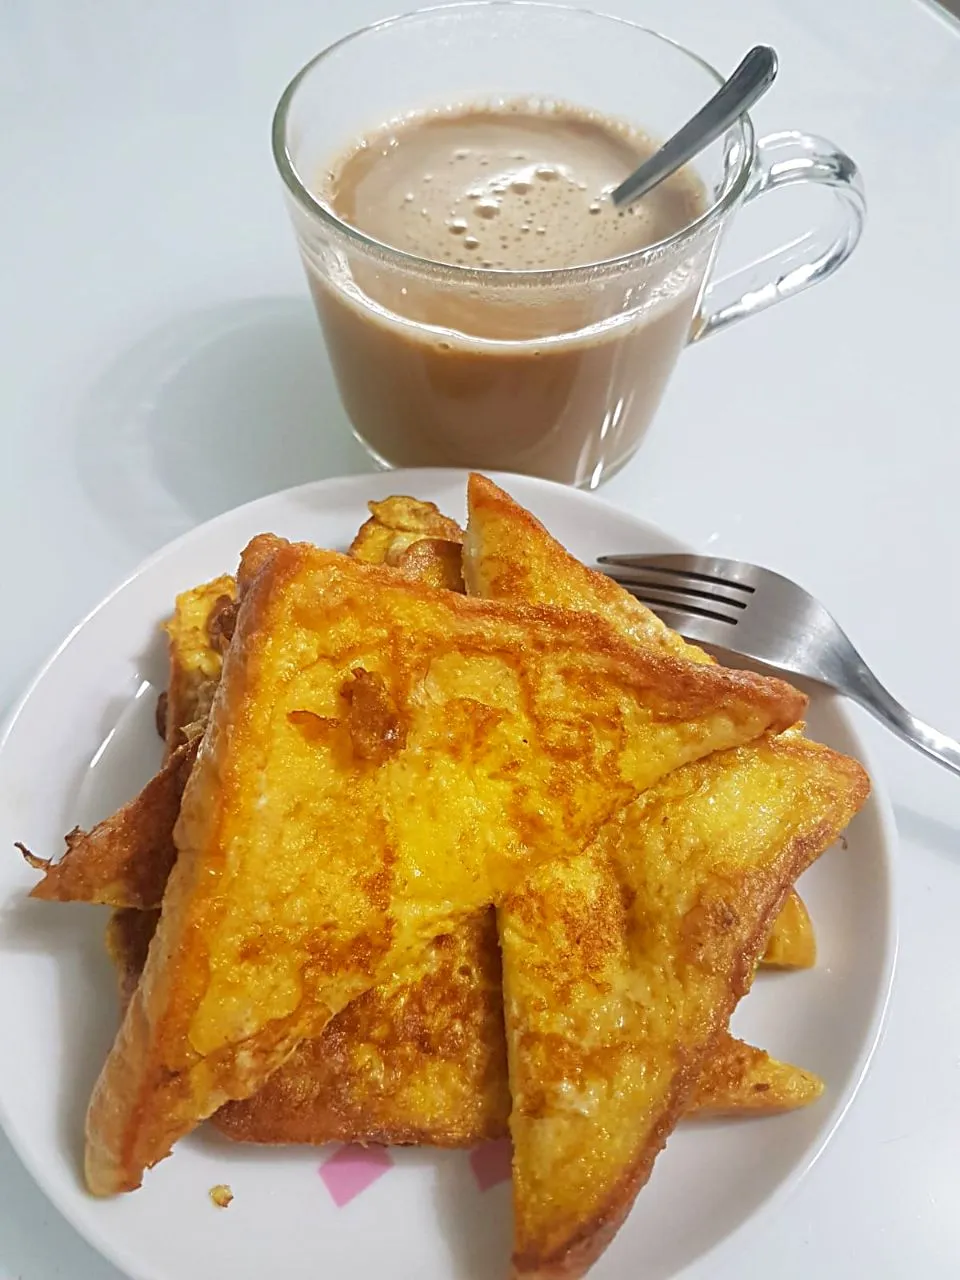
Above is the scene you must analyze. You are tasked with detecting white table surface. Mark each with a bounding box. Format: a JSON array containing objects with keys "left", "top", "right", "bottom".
[{"left": 1, "top": 0, "right": 958, "bottom": 1276}]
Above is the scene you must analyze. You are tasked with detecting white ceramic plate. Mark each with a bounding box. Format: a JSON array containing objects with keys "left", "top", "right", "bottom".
[{"left": 0, "top": 470, "right": 896, "bottom": 1280}]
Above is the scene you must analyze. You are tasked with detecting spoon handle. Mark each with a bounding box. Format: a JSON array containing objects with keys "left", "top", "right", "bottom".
[{"left": 611, "top": 45, "right": 778, "bottom": 208}]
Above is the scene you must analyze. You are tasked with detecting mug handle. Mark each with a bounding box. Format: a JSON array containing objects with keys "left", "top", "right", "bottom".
[{"left": 691, "top": 130, "right": 866, "bottom": 341}]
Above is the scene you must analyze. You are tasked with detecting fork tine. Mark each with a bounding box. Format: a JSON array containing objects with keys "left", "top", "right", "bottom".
[
  {"left": 606, "top": 587, "right": 731, "bottom": 647},
  {"left": 599, "top": 570, "right": 744, "bottom": 623},
  {"left": 597, "top": 564, "right": 749, "bottom": 609},
  {"left": 597, "top": 553, "right": 758, "bottom": 592}
]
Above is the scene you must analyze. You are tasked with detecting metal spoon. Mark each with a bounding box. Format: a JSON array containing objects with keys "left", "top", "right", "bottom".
[{"left": 610, "top": 45, "right": 779, "bottom": 208}]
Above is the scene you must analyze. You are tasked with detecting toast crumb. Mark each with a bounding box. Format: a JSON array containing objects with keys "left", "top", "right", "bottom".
[{"left": 209, "top": 1183, "right": 233, "bottom": 1209}]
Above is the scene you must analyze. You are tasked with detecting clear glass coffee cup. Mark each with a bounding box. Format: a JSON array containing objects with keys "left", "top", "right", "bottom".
[{"left": 273, "top": 2, "right": 865, "bottom": 489}]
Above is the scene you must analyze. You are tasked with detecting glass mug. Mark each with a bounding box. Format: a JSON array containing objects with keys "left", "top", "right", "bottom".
[{"left": 273, "top": 2, "right": 865, "bottom": 489}]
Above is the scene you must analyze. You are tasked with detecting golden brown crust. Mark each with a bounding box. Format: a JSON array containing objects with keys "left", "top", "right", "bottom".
[
  {"left": 688, "top": 1031, "right": 823, "bottom": 1116},
  {"left": 394, "top": 538, "right": 465, "bottom": 592},
  {"left": 214, "top": 911, "right": 510, "bottom": 1147},
  {"left": 235, "top": 533, "right": 289, "bottom": 597},
  {"left": 232, "top": 544, "right": 806, "bottom": 750},
  {"left": 504, "top": 736, "right": 868, "bottom": 1279},
  {"left": 465, "top": 473, "right": 712, "bottom": 665},
  {"left": 83, "top": 540, "right": 804, "bottom": 1194},
  {"left": 349, "top": 496, "right": 463, "bottom": 565},
  {"left": 106, "top": 909, "right": 162, "bottom": 1011},
  {"left": 25, "top": 740, "right": 198, "bottom": 909}
]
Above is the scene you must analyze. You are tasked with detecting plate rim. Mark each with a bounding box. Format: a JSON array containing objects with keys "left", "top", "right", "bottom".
[{"left": 0, "top": 468, "right": 899, "bottom": 1280}]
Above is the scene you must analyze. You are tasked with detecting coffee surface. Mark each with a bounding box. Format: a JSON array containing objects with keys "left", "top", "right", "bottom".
[
  {"left": 323, "top": 101, "right": 703, "bottom": 270},
  {"left": 306, "top": 101, "right": 708, "bottom": 485}
]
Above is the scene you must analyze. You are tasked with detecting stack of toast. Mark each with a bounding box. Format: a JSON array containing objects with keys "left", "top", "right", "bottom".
[{"left": 22, "top": 475, "right": 868, "bottom": 1278}]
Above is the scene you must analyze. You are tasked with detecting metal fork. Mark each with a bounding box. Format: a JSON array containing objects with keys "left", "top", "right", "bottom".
[{"left": 598, "top": 553, "right": 960, "bottom": 777}]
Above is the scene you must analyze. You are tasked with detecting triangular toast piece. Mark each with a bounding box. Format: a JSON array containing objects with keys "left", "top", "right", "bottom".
[
  {"left": 85, "top": 537, "right": 803, "bottom": 1194},
  {"left": 501, "top": 736, "right": 868, "bottom": 1278}
]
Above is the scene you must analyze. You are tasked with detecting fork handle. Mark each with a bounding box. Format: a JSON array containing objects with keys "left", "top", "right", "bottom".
[{"left": 843, "top": 669, "right": 960, "bottom": 778}]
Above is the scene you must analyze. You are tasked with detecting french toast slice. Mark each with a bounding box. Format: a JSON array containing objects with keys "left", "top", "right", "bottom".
[
  {"left": 84, "top": 537, "right": 803, "bottom": 1193},
  {"left": 500, "top": 736, "right": 868, "bottom": 1278},
  {"left": 463, "top": 475, "right": 711, "bottom": 666},
  {"left": 173, "top": 566, "right": 510, "bottom": 1146}
]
